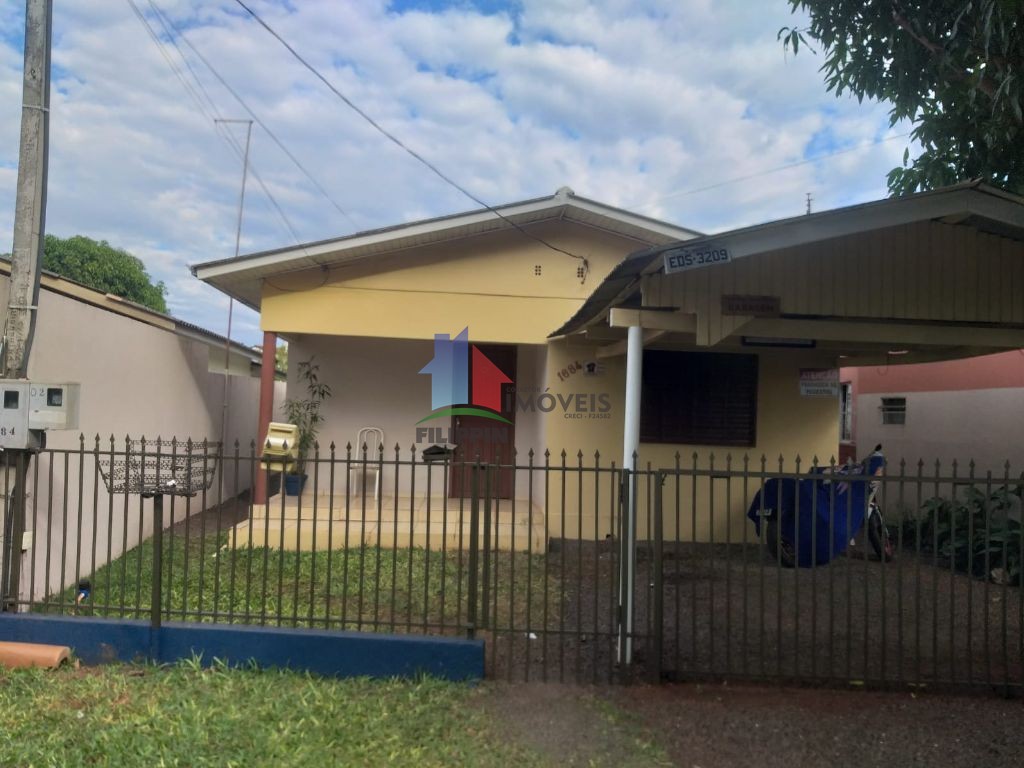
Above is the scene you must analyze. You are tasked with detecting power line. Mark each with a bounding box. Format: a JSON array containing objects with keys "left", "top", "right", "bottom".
[
  {"left": 143, "top": 0, "right": 918, "bottom": 279},
  {"left": 214, "top": 122, "right": 308, "bottom": 247},
  {"left": 230, "top": 0, "right": 591, "bottom": 276},
  {"left": 138, "top": 0, "right": 342, "bottom": 239},
  {"left": 146, "top": 0, "right": 357, "bottom": 230},
  {"left": 143, "top": 1, "right": 224, "bottom": 122},
  {"left": 131, "top": 1, "right": 343, "bottom": 300},
  {"left": 633, "top": 131, "right": 913, "bottom": 212},
  {"left": 125, "top": 0, "right": 312, "bottom": 255},
  {"left": 125, "top": 0, "right": 212, "bottom": 120}
]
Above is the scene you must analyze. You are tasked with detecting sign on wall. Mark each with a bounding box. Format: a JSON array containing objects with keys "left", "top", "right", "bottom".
[
  {"left": 663, "top": 243, "right": 731, "bottom": 274},
  {"left": 799, "top": 368, "right": 839, "bottom": 397},
  {"left": 721, "top": 295, "right": 780, "bottom": 317}
]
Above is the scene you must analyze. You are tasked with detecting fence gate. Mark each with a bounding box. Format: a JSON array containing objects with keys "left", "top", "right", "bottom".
[
  {"left": 478, "top": 458, "right": 636, "bottom": 684},
  {"left": 644, "top": 460, "right": 1024, "bottom": 694}
]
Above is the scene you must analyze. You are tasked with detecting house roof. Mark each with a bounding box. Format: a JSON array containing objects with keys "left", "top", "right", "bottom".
[
  {"left": 191, "top": 187, "right": 702, "bottom": 310},
  {"left": 0, "top": 258, "right": 263, "bottom": 367},
  {"left": 550, "top": 181, "right": 1024, "bottom": 338}
]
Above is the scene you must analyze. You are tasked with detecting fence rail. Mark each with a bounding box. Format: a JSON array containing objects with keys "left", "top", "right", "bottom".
[{"left": 0, "top": 438, "right": 1020, "bottom": 692}]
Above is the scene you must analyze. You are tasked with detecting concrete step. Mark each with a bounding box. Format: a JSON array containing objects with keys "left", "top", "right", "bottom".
[
  {"left": 253, "top": 492, "right": 542, "bottom": 525},
  {"left": 232, "top": 518, "right": 546, "bottom": 553}
]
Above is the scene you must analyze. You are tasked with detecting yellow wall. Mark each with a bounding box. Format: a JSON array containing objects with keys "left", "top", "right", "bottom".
[
  {"left": 541, "top": 339, "right": 840, "bottom": 543},
  {"left": 257, "top": 214, "right": 858, "bottom": 543},
  {"left": 261, "top": 220, "right": 650, "bottom": 344}
]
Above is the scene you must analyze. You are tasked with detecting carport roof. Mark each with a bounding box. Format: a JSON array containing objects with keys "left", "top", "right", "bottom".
[
  {"left": 551, "top": 181, "right": 1024, "bottom": 338},
  {"left": 191, "top": 187, "right": 701, "bottom": 311}
]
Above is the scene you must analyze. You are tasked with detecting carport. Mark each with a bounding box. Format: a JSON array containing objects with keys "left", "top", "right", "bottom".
[
  {"left": 550, "top": 180, "right": 1024, "bottom": 668},
  {"left": 555, "top": 180, "right": 1024, "bottom": 413}
]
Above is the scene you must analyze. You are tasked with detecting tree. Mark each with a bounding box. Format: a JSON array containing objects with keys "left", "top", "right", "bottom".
[
  {"left": 781, "top": 1, "right": 1023, "bottom": 195},
  {"left": 41, "top": 234, "right": 169, "bottom": 313}
]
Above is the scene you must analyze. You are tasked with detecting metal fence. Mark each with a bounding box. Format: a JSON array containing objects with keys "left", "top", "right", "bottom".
[
  {"left": 640, "top": 456, "right": 1023, "bottom": 693},
  {"left": 1, "top": 438, "right": 1021, "bottom": 693}
]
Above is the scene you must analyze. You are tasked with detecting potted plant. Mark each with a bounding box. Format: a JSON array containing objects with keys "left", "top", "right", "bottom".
[{"left": 282, "top": 357, "right": 331, "bottom": 495}]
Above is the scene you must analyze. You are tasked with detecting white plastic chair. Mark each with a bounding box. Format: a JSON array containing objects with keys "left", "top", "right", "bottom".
[{"left": 351, "top": 427, "right": 383, "bottom": 501}]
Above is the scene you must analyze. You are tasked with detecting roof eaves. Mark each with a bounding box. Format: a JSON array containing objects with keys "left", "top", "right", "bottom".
[
  {"left": 562, "top": 194, "right": 703, "bottom": 239},
  {"left": 548, "top": 182, "right": 1024, "bottom": 340},
  {"left": 191, "top": 191, "right": 561, "bottom": 276},
  {"left": 635, "top": 182, "right": 1024, "bottom": 265},
  {"left": 192, "top": 191, "right": 700, "bottom": 281},
  {"left": 173, "top": 318, "right": 261, "bottom": 362},
  {"left": 548, "top": 248, "right": 661, "bottom": 338}
]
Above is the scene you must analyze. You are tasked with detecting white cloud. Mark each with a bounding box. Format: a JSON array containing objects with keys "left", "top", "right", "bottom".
[{"left": 0, "top": 0, "right": 909, "bottom": 343}]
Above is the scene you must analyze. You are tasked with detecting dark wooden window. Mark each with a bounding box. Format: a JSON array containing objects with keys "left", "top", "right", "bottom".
[{"left": 640, "top": 350, "right": 758, "bottom": 446}]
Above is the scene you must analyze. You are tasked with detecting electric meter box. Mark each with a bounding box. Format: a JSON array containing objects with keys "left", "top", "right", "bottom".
[
  {"left": 28, "top": 382, "right": 80, "bottom": 430},
  {"left": 0, "top": 381, "right": 30, "bottom": 450},
  {"left": 0, "top": 380, "right": 80, "bottom": 450}
]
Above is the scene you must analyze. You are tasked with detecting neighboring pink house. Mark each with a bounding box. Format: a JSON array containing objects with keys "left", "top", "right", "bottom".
[{"left": 840, "top": 350, "right": 1024, "bottom": 472}]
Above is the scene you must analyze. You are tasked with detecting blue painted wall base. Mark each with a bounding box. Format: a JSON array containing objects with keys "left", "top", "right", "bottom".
[{"left": 0, "top": 615, "right": 484, "bottom": 681}]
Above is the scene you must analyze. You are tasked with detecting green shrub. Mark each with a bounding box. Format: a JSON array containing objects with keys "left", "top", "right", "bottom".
[{"left": 910, "top": 486, "right": 1022, "bottom": 585}]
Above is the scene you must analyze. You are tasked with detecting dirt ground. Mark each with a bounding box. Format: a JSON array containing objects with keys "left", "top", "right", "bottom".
[
  {"left": 482, "top": 680, "right": 1024, "bottom": 768},
  {"left": 163, "top": 492, "right": 251, "bottom": 539},
  {"left": 487, "top": 540, "right": 1024, "bottom": 689},
  {"left": 160, "top": 500, "right": 1024, "bottom": 694}
]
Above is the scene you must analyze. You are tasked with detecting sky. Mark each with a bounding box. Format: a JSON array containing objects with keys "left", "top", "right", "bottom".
[{"left": 0, "top": 0, "right": 911, "bottom": 346}]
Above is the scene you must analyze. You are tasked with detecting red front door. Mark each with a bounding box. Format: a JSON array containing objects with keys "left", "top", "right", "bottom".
[{"left": 449, "top": 344, "right": 516, "bottom": 498}]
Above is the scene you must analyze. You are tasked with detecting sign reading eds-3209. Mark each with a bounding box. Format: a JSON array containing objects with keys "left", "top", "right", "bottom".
[{"left": 662, "top": 243, "right": 731, "bottom": 274}]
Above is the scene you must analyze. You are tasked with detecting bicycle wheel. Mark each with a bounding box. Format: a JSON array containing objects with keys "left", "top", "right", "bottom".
[
  {"left": 765, "top": 519, "right": 797, "bottom": 568},
  {"left": 867, "top": 507, "right": 894, "bottom": 562}
]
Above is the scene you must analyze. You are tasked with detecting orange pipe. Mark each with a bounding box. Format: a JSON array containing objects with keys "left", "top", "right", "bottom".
[{"left": 0, "top": 641, "right": 70, "bottom": 669}]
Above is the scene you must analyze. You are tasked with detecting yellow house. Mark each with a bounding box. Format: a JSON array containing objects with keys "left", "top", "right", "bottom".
[
  {"left": 193, "top": 182, "right": 1024, "bottom": 552},
  {"left": 193, "top": 187, "right": 697, "bottom": 548}
]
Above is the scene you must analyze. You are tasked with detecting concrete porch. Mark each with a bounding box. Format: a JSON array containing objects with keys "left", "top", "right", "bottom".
[{"left": 232, "top": 490, "right": 548, "bottom": 552}]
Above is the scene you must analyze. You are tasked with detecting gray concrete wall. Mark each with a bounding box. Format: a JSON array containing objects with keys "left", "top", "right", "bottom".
[
  {"left": 0, "top": 274, "right": 285, "bottom": 600},
  {"left": 854, "top": 388, "right": 1024, "bottom": 475}
]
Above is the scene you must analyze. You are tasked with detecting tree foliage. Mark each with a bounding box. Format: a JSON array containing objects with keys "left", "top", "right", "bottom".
[
  {"left": 42, "top": 234, "right": 169, "bottom": 313},
  {"left": 781, "top": 1, "right": 1024, "bottom": 194}
]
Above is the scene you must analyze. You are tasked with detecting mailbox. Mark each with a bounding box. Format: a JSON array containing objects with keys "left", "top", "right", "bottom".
[{"left": 261, "top": 421, "right": 299, "bottom": 472}]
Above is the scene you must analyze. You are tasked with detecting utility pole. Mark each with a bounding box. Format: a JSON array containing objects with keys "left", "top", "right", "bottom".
[
  {"left": 4, "top": 0, "right": 52, "bottom": 379},
  {"left": 805, "top": 192, "right": 813, "bottom": 215},
  {"left": 1, "top": 0, "right": 53, "bottom": 611},
  {"left": 215, "top": 119, "right": 253, "bottom": 456}
]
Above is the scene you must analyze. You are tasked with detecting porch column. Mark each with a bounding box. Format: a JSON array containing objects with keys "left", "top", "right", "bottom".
[
  {"left": 620, "top": 324, "right": 643, "bottom": 663},
  {"left": 254, "top": 331, "right": 277, "bottom": 505}
]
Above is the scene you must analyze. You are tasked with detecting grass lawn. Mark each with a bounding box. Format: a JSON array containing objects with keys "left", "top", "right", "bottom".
[
  {"left": 40, "top": 527, "right": 556, "bottom": 636},
  {"left": 0, "top": 661, "right": 670, "bottom": 768}
]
